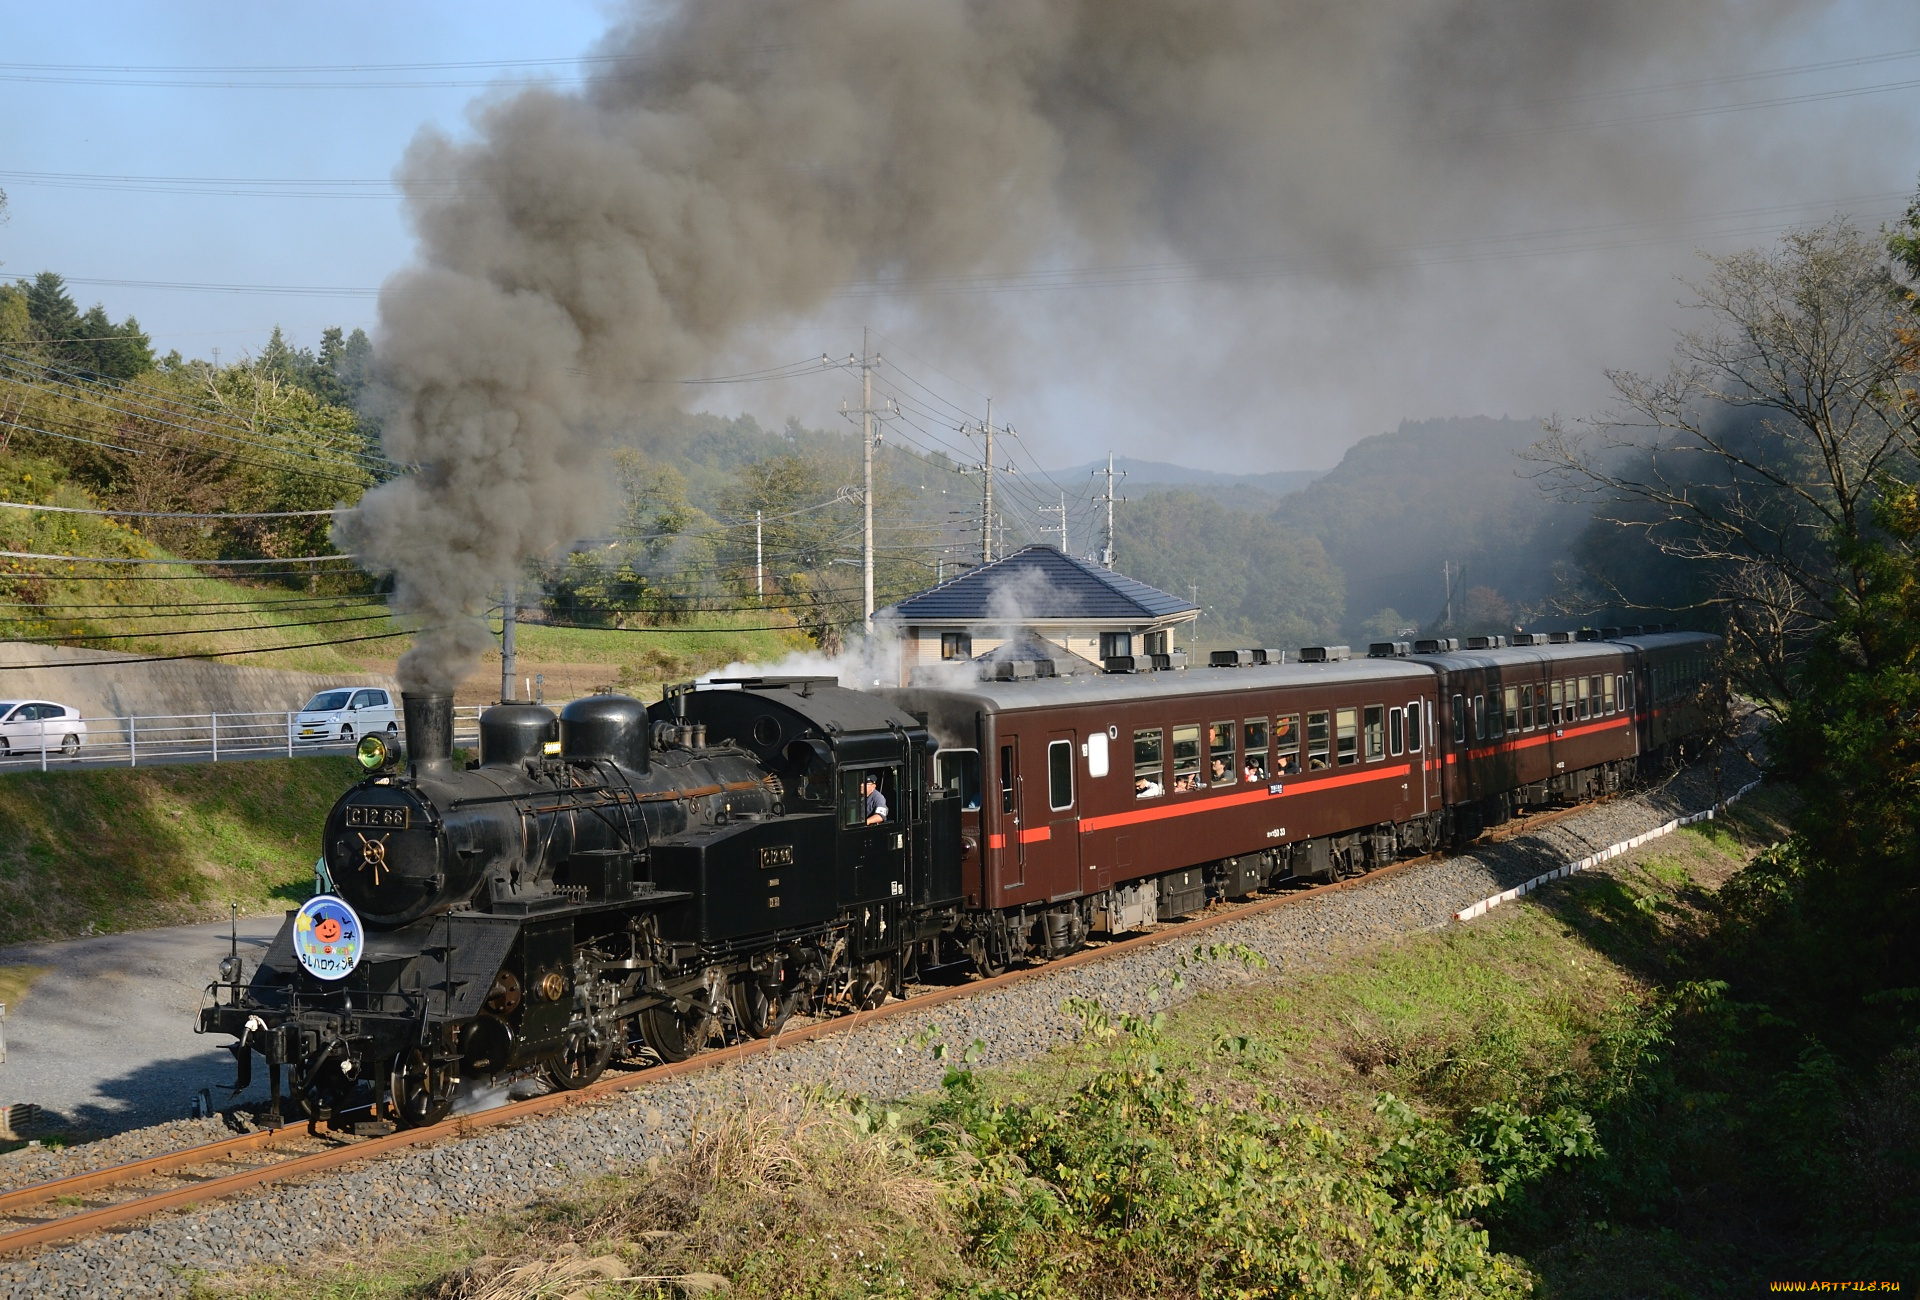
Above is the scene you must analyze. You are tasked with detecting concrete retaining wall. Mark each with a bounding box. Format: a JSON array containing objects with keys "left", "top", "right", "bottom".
[{"left": 0, "top": 642, "right": 396, "bottom": 720}]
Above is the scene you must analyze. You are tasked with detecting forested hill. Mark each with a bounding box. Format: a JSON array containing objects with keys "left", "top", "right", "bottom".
[
  {"left": 1270, "top": 415, "right": 1575, "bottom": 636},
  {"left": 1101, "top": 416, "right": 1579, "bottom": 648}
]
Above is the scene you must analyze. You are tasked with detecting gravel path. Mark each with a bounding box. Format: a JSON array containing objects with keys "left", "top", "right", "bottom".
[
  {"left": 0, "top": 914, "right": 286, "bottom": 1141},
  {"left": 0, "top": 750, "right": 1759, "bottom": 1298}
]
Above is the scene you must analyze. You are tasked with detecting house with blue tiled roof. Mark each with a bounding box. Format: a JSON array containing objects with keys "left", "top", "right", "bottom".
[{"left": 874, "top": 544, "right": 1199, "bottom": 683}]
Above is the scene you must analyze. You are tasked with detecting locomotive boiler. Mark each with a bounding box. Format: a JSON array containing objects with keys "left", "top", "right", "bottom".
[{"left": 200, "top": 679, "right": 962, "bottom": 1127}]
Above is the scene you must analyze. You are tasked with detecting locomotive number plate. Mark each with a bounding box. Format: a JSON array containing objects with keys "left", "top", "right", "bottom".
[
  {"left": 346, "top": 804, "right": 408, "bottom": 829},
  {"left": 758, "top": 844, "right": 793, "bottom": 869}
]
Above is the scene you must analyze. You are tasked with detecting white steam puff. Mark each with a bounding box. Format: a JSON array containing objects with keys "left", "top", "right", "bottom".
[{"left": 338, "top": 0, "right": 1816, "bottom": 693}]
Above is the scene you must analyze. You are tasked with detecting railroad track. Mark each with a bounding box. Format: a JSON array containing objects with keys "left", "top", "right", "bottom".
[{"left": 0, "top": 797, "right": 1607, "bottom": 1258}]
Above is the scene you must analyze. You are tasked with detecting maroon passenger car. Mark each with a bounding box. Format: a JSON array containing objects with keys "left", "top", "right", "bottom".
[{"left": 886, "top": 629, "right": 1719, "bottom": 971}]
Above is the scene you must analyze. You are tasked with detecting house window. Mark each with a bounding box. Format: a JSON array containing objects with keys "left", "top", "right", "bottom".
[
  {"left": 1099, "top": 632, "right": 1133, "bottom": 659},
  {"left": 940, "top": 632, "right": 972, "bottom": 661},
  {"left": 1142, "top": 630, "right": 1170, "bottom": 656}
]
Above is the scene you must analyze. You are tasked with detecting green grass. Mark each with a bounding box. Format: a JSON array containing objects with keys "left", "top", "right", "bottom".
[{"left": 0, "top": 756, "right": 358, "bottom": 943}]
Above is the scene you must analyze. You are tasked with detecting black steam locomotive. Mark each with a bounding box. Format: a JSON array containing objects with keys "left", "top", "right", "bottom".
[
  {"left": 200, "top": 681, "right": 961, "bottom": 1126},
  {"left": 202, "top": 628, "right": 1722, "bottom": 1128}
]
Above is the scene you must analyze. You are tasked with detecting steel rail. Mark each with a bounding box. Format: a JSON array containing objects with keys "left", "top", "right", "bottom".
[{"left": 0, "top": 797, "right": 1606, "bottom": 1257}]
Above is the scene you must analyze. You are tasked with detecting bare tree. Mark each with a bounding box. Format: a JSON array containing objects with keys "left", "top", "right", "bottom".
[{"left": 1533, "top": 220, "right": 1920, "bottom": 703}]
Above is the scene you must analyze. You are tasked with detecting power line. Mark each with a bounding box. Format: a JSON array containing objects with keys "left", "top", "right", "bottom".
[
  {"left": 0, "top": 549, "right": 355, "bottom": 565},
  {"left": 0, "top": 625, "right": 426, "bottom": 670},
  {"left": 0, "top": 500, "right": 337, "bottom": 520}
]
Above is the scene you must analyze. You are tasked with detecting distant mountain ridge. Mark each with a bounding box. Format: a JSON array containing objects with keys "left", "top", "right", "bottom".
[{"left": 1043, "top": 456, "right": 1330, "bottom": 499}]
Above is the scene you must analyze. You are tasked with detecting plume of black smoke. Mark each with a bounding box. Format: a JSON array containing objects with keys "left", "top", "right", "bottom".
[{"left": 338, "top": 0, "right": 1813, "bottom": 693}]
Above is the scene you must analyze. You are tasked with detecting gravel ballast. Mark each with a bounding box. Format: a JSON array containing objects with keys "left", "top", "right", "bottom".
[{"left": 0, "top": 751, "right": 1761, "bottom": 1298}]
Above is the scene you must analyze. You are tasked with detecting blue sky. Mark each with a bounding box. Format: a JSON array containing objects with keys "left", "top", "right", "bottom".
[{"left": 4, "top": 1, "right": 1920, "bottom": 474}]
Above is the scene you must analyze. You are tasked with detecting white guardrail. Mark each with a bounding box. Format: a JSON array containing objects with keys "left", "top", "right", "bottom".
[{"left": 0, "top": 706, "right": 486, "bottom": 773}]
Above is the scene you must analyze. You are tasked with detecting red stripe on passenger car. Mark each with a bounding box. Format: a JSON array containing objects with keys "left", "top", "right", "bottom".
[
  {"left": 1077, "top": 764, "right": 1410, "bottom": 834},
  {"left": 1016, "top": 826, "right": 1051, "bottom": 844},
  {"left": 1459, "top": 715, "right": 1629, "bottom": 760},
  {"left": 987, "top": 833, "right": 1006, "bottom": 849}
]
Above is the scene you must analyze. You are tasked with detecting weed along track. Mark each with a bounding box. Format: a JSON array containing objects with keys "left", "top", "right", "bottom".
[{"left": 0, "top": 792, "right": 1643, "bottom": 1264}]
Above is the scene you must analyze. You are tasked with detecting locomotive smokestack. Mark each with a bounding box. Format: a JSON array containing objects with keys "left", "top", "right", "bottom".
[{"left": 403, "top": 691, "right": 455, "bottom": 775}]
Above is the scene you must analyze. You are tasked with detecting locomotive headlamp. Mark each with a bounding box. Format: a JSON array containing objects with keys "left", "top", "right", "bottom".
[
  {"left": 217, "top": 954, "right": 243, "bottom": 985},
  {"left": 355, "top": 733, "right": 391, "bottom": 772}
]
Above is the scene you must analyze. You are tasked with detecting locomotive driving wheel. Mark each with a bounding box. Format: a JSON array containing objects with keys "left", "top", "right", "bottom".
[
  {"left": 637, "top": 1002, "right": 712, "bottom": 1063},
  {"left": 388, "top": 1046, "right": 458, "bottom": 1128},
  {"left": 732, "top": 975, "right": 788, "bottom": 1039},
  {"left": 542, "top": 1024, "right": 620, "bottom": 1090}
]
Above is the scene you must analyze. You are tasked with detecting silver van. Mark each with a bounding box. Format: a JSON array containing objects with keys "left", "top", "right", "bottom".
[{"left": 295, "top": 687, "right": 398, "bottom": 746}]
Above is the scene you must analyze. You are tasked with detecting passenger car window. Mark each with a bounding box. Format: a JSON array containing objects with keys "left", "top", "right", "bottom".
[
  {"left": 1273, "top": 714, "right": 1301, "bottom": 774},
  {"left": 1578, "top": 677, "right": 1592, "bottom": 719},
  {"left": 1000, "top": 746, "right": 1015, "bottom": 815},
  {"left": 1086, "top": 731, "right": 1109, "bottom": 779},
  {"left": 1363, "top": 705, "right": 1384, "bottom": 760},
  {"left": 1603, "top": 674, "right": 1616, "bottom": 713},
  {"left": 1406, "top": 700, "right": 1422, "bottom": 751},
  {"left": 1519, "top": 684, "right": 1534, "bottom": 730},
  {"left": 1171, "top": 725, "right": 1203, "bottom": 791},
  {"left": 935, "top": 749, "right": 980, "bottom": 810},
  {"left": 1242, "top": 718, "right": 1269, "bottom": 780},
  {"left": 1133, "top": 729, "right": 1164, "bottom": 798},
  {"left": 1388, "top": 706, "right": 1405, "bottom": 756},
  {"left": 1550, "top": 680, "right": 1563, "bottom": 726},
  {"left": 1048, "top": 740, "right": 1074, "bottom": 810},
  {"left": 1504, "top": 687, "right": 1520, "bottom": 735},
  {"left": 1307, "top": 711, "right": 1331, "bottom": 770},
  {"left": 1472, "top": 695, "right": 1486, "bottom": 742},
  {"left": 1451, "top": 694, "right": 1466, "bottom": 745},
  {"left": 1209, "top": 721, "right": 1235, "bottom": 785},
  {"left": 1335, "top": 707, "right": 1358, "bottom": 766}
]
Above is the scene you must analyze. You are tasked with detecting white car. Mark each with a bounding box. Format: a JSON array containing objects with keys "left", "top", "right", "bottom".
[
  {"left": 0, "top": 700, "right": 86, "bottom": 757},
  {"left": 294, "top": 687, "right": 399, "bottom": 746}
]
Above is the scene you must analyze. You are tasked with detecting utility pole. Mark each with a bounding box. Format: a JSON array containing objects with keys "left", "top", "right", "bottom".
[
  {"left": 861, "top": 328, "right": 876, "bottom": 633},
  {"left": 1039, "top": 492, "right": 1068, "bottom": 553},
  {"left": 1189, "top": 583, "right": 1201, "bottom": 659},
  {"left": 500, "top": 582, "right": 517, "bottom": 703},
  {"left": 755, "top": 509, "right": 763, "bottom": 599},
  {"left": 1091, "top": 452, "right": 1126, "bottom": 570},
  {"left": 1443, "top": 560, "right": 1454, "bottom": 628},
  {"left": 981, "top": 398, "right": 995, "bottom": 564},
  {"left": 960, "top": 399, "right": 1011, "bottom": 565}
]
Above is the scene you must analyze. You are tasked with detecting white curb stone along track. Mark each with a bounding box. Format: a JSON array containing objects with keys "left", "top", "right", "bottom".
[
  {"left": 1453, "top": 777, "right": 1765, "bottom": 922},
  {"left": 0, "top": 751, "right": 1761, "bottom": 1298}
]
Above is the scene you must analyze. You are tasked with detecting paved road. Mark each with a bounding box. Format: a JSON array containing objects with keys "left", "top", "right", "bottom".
[{"left": 0, "top": 915, "right": 286, "bottom": 1135}]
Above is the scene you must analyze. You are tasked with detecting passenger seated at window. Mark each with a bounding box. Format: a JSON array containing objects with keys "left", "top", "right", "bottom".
[
  {"left": 1134, "top": 774, "right": 1163, "bottom": 798},
  {"left": 1210, "top": 757, "right": 1231, "bottom": 785},
  {"left": 1244, "top": 757, "right": 1267, "bottom": 782}
]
